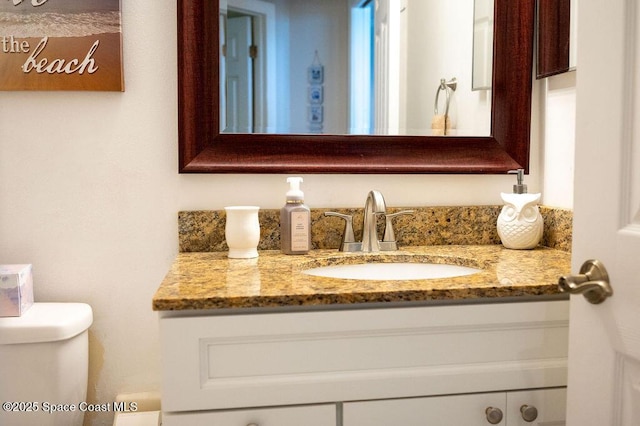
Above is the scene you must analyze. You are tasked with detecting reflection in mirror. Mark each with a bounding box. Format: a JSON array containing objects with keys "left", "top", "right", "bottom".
[
  {"left": 536, "top": 0, "right": 577, "bottom": 79},
  {"left": 472, "top": 0, "right": 494, "bottom": 90},
  {"left": 219, "top": 0, "right": 492, "bottom": 136}
]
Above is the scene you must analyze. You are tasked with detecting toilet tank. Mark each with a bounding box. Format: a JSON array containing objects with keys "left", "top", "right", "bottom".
[{"left": 0, "top": 303, "right": 93, "bottom": 426}]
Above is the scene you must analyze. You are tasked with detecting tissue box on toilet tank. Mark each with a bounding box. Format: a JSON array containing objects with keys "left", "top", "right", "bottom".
[{"left": 0, "top": 264, "right": 34, "bottom": 316}]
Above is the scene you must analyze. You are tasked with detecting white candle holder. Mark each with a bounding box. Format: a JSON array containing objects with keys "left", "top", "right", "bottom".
[{"left": 224, "top": 206, "right": 260, "bottom": 258}]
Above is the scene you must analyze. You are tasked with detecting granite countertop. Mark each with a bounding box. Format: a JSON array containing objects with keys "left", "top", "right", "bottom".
[{"left": 152, "top": 245, "right": 571, "bottom": 311}]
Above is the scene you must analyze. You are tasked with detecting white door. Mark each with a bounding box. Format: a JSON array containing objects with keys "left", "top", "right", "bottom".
[
  {"left": 227, "top": 0, "right": 277, "bottom": 134},
  {"left": 226, "top": 16, "right": 253, "bottom": 133},
  {"left": 220, "top": 14, "right": 227, "bottom": 132},
  {"left": 567, "top": 0, "right": 640, "bottom": 424},
  {"left": 373, "top": 0, "right": 401, "bottom": 134}
]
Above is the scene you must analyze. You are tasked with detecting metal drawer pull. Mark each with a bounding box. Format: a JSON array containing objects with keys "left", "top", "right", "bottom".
[
  {"left": 558, "top": 259, "right": 613, "bottom": 304},
  {"left": 485, "top": 406, "right": 503, "bottom": 424},
  {"left": 520, "top": 404, "right": 539, "bottom": 422}
]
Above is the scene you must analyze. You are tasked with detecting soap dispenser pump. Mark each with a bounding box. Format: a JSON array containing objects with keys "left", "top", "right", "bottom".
[
  {"left": 280, "top": 177, "right": 311, "bottom": 255},
  {"left": 497, "top": 169, "right": 544, "bottom": 249}
]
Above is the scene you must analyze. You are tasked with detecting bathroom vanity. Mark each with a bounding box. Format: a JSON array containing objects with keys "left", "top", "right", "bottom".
[{"left": 154, "top": 245, "right": 571, "bottom": 425}]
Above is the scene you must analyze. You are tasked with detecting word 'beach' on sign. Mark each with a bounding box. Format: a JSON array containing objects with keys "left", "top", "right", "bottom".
[{"left": 21, "top": 37, "right": 99, "bottom": 75}]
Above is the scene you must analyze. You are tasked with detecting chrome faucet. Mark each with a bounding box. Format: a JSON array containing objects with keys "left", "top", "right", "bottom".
[
  {"left": 361, "top": 190, "right": 386, "bottom": 252},
  {"left": 324, "top": 190, "right": 414, "bottom": 252}
]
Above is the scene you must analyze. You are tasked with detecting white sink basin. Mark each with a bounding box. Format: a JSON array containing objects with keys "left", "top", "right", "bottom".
[{"left": 302, "top": 262, "right": 481, "bottom": 281}]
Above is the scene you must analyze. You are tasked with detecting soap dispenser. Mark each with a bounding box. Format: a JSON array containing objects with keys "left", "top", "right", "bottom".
[
  {"left": 280, "top": 177, "right": 311, "bottom": 255},
  {"left": 497, "top": 169, "right": 543, "bottom": 249}
]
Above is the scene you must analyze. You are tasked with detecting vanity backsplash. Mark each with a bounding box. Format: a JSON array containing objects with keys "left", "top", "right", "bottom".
[{"left": 178, "top": 206, "right": 572, "bottom": 253}]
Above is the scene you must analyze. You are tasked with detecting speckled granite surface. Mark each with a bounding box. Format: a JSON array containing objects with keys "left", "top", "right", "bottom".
[
  {"left": 156, "top": 206, "right": 573, "bottom": 311},
  {"left": 539, "top": 206, "right": 573, "bottom": 252},
  {"left": 152, "top": 245, "right": 571, "bottom": 311},
  {"left": 178, "top": 206, "right": 573, "bottom": 253}
]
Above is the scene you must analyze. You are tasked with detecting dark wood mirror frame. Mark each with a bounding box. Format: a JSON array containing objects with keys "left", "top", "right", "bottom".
[
  {"left": 536, "top": 0, "right": 571, "bottom": 79},
  {"left": 178, "top": 0, "right": 534, "bottom": 174}
]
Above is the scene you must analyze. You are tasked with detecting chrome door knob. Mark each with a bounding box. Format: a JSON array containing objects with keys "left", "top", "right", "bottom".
[
  {"left": 558, "top": 259, "right": 613, "bottom": 304},
  {"left": 485, "top": 406, "right": 503, "bottom": 424},
  {"left": 520, "top": 404, "right": 539, "bottom": 422}
]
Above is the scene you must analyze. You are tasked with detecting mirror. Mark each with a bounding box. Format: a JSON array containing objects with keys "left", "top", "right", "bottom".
[
  {"left": 536, "top": 0, "right": 577, "bottom": 79},
  {"left": 221, "top": 0, "right": 492, "bottom": 136},
  {"left": 178, "top": 0, "right": 534, "bottom": 174}
]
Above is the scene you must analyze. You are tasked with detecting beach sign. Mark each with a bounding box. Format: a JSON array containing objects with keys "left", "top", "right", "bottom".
[{"left": 0, "top": 0, "right": 124, "bottom": 91}]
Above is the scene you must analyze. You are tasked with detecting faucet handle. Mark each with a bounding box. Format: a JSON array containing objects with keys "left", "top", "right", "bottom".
[
  {"left": 381, "top": 210, "right": 415, "bottom": 249},
  {"left": 324, "top": 212, "right": 360, "bottom": 251}
]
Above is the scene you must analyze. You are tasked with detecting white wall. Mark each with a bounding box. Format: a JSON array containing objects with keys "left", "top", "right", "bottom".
[
  {"left": 271, "top": 0, "right": 496, "bottom": 136},
  {"left": 0, "top": 2, "right": 573, "bottom": 425},
  {"left": 287, "top": 0, "right": 349, "bottom": 133},
  {"left": 404, "top": 0, "right": 492, "bottom": 135},
  {"left": 541, "top": 71, "right": 576, "bottom": 208}
]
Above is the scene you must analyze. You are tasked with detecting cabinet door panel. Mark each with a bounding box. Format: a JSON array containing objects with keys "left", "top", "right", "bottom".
[
  {"left": 507, "top": 388, "right": 566, "bottom": 426},
  {"left": 162, "top": 404, "right": 336, "bottom": 426},
  {"left": 161, "top": 301, "right": 569, "bottom": 411},
  {"left": 343, "top": 393, "right": 506, "bottom": 425}
]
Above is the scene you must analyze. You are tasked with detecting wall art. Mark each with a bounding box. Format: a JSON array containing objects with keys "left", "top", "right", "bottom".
[
  {"left": 0, "top": 0, "right": 124, "bottom": 91},
  {"left": 307, "top": 51, "right": 323, "bottom": 132}
]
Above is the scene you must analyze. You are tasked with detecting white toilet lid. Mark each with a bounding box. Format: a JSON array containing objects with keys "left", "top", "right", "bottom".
[{"left": 0, "top": 303, "right": 93, "bottom": 344}]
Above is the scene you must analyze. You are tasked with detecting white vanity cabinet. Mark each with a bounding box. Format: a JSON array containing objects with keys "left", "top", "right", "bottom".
[
  {"left": 159, "top": 300, "right": 569, "bottom": 426},
  {"left": 343, "top": 388, "right": 566, "bottom": 425}
]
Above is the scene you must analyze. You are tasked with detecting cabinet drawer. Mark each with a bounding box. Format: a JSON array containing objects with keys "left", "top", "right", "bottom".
[
  {"left": 343, "top": 388, "right": 567, "bottom": 426},
  {"left": 162, "top": 404, "right": 336, "bottom": 426},
  {"left": 344, "top": 393, "right": 507, "bottom": 426},
  {"left": 507, "top": 388, "right": 566, "bottom": 426},
  {"left": 160, "top": 301, "right": 568, "bottom": 411}
]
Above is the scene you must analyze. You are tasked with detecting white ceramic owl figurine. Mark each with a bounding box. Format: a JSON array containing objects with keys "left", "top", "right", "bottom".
[{"left": 497, "top": 193, "right": 544, "bottom": 249}]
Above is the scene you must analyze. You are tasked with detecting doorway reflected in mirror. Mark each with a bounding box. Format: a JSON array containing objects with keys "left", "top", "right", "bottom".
[{"left": 219, "top": 0, "right": 493, "bottom": 136}]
